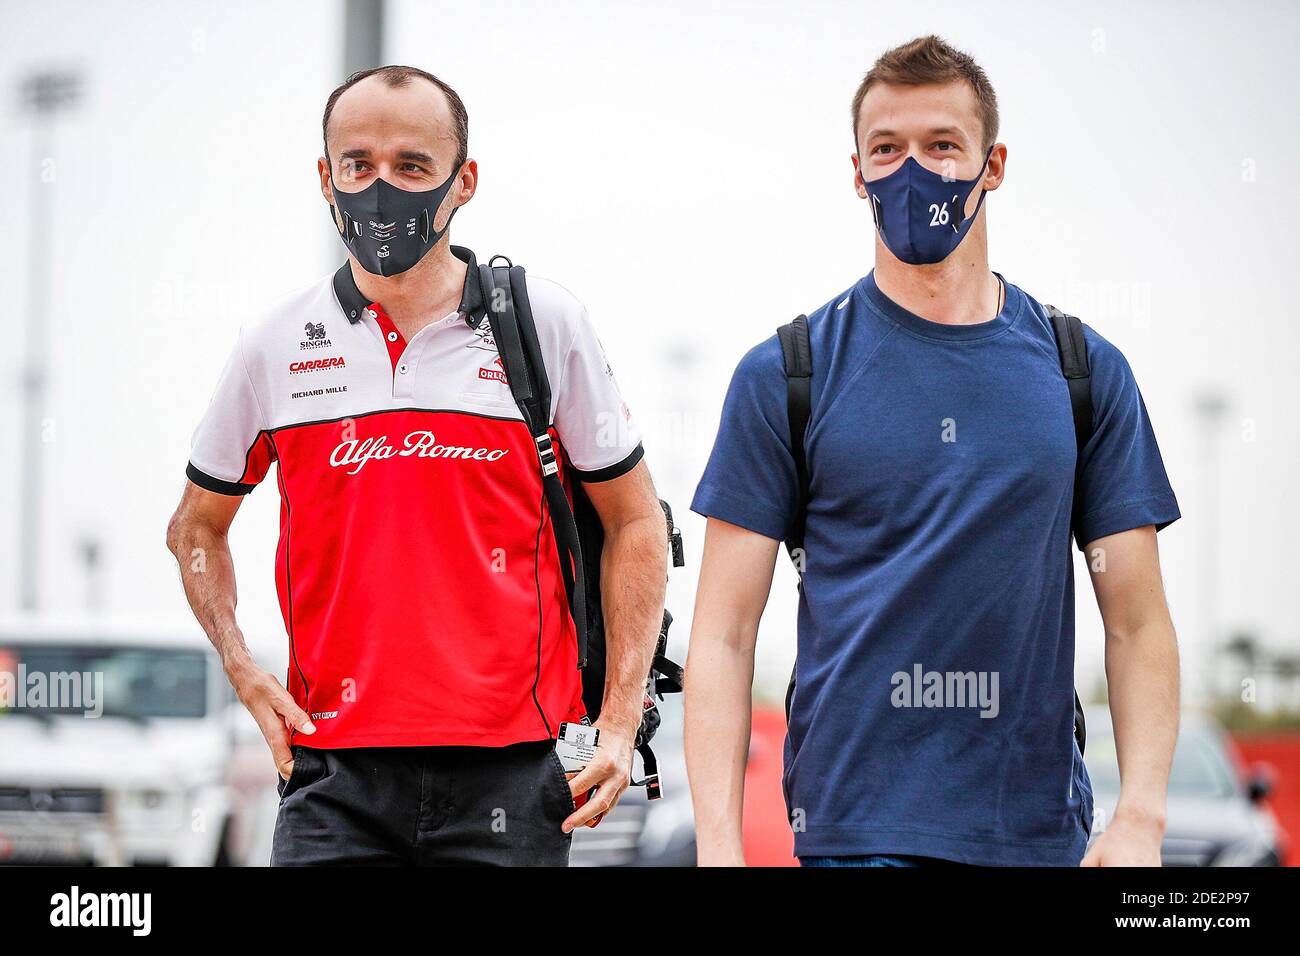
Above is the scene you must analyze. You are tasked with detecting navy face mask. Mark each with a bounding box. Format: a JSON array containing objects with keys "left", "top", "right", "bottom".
[
  {"left": 329, "top": 167, "right": 459, "bottom": 276},
  {"left": 859, "top": 146, "right": 994, "bottom": 265}
]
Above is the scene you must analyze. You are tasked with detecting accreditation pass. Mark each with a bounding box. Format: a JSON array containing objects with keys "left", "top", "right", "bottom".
[{"left": 555, "top": 721, "right": 600, "bottom": 773}]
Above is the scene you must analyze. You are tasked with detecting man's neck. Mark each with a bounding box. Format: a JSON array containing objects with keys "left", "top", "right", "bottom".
[
  {"left": 872, "top": 221, "right": 1000, "bottom": 326},
  {"left": 348, "top": 240, "right": 466, "bottom": 339}
]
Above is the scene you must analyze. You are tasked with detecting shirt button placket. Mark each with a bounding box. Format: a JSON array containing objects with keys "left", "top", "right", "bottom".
[
  {"left": 369, "top": 304, "right": 414, "bottom": 399},
  {"left": 394, "top": 354, "right": 414, "bottom": 399}
]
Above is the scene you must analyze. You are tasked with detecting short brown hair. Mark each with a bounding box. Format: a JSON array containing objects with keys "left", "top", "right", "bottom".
[
  {"left": 850, "top": 36, "right": 999, "bottom": 151},
  {"left": 322, "top": 65, "right": 469, "bottom": 171}
]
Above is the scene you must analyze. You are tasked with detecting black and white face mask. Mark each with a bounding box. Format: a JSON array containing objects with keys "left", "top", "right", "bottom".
[{"left": 329, "top": 167, "right": 459, "bottom": 277}]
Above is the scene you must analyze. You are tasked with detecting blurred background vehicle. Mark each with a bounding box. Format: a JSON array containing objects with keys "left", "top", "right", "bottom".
[
  {"left": 1084, "top": 709, "right": 1285, "bottom": 867},
  {"left": 0, "top": 619, "right": 273, "bottom": 866}
]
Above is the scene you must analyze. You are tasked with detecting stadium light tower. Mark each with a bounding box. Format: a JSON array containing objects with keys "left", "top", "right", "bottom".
[
  {"left": 17, "top": 69, "right": 81, "bottom": 612},
  {"left": 321, "top": 0, "right": 385, "bottom": 268},
  {"left": 344, "top": 0, "right": 385, "bottom": 78},
  {"left": 1193, "top": 389, "right": 1229, "bottom": 708}
]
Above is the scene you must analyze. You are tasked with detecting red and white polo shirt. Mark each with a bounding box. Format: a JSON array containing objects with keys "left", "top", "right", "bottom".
[{"left": 187, "top": 246, "right": 643, "bottom": 749}]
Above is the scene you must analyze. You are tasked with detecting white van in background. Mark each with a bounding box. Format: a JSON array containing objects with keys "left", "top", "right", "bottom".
[{"left": 0, "top": 618, "right": 277, "bottom": 866}]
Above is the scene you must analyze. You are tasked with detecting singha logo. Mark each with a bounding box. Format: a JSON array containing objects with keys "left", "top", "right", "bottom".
[{"left": 299, "top": 321, "right": 332, "bottom": 351}]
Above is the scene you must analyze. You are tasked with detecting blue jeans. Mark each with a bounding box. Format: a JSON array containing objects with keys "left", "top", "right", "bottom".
[{"left": 801, "top": 854, "right": 960, "bottom": 867}]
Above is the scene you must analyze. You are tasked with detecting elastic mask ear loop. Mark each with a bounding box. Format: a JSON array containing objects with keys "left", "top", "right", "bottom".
[
  {"left": 339, "top": 211, "right": 358, "bottom": 244},
  {"left": 422, "top": 163, "right": 461, "bottom": 245},
  {"left": 329, "top": 174, "right": 361, "bottom": 244},
  {"left": 955, "top": 145, "right": 996, "bottom": 233},
  {"left": 854, "top": 146, "right": 884, "bottom": 230}
]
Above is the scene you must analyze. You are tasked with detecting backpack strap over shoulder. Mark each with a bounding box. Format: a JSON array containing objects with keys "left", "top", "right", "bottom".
[
  {"left": 1045, "top": 302, "right": 1094, "bottom": 757},
  {"left": 479, "top": 257, "right": 589, "bottom": 667},
  {"left": 1045, "top": 304, "right": 1095, "bottom": 462},
  {"left": 775, "top": 314, "right": 812, "bottom": 722},
  {"left": 479, "top": 256, "right": 684, "bottom": 800},
  {"left": 776, "top": 314, "right": 812, "bottom": 570}
]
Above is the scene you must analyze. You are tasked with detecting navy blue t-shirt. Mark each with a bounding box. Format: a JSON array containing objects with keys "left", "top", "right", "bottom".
[{"left": 691, "top": 271, "right": 1180, "bottom": 865}]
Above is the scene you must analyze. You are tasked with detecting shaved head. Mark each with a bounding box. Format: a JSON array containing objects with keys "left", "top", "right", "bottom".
[{"left": 322, "top": 65, "right": 468, "bottom": 174}]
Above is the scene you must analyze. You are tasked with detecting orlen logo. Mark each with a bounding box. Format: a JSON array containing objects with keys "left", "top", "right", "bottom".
[
  {"left": 478, "top": 356, "right": 508, "bottom": 383},
  {"left": 290, "top": 356, "right": 347, "bottom": 374},
  {"left": 330, "top": 431, "right": 510, "bottom": 475}
]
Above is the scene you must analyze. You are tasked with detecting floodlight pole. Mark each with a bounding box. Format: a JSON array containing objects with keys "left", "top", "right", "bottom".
[{"left": 17, "top": 70, "right": 80, "bottom": 612}]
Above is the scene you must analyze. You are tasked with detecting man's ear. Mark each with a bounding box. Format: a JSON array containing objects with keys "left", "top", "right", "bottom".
[
  {"left": 982, "top": 143, "right": 1007, "bottom": 193},
  {"left": 432, "top": 159, "right": 478, "bottom": 234},
  {"left": 453, "top": 158, "right": 478, "bottom": 209},
  {"left": 319, "top": 157, "right": 347, "bottom": 237},
  {"left": 318, "top": 156, "right": 334, "bottom": 204},
  {"left": 852, "top": 153, "right": 868, "bottom": 200}
]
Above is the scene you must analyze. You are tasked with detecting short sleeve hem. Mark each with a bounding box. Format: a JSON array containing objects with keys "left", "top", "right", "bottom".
[
  {"left": 570, "top": 443, "right": 644, "bottom": 483},
  {"left": 691, "top": 482, "right": 789, "bottom": 542},
  {"left": 1075, "top": 492, "right": 1180, "bottom": 550},
  {"left": 186, "top": 462, "right": 256, "bottom": 497}
]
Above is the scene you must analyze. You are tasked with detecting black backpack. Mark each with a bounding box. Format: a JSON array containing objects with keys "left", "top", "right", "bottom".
[
  {"left": 776, "top": 302, "right": 1092, "bottom": 755},
  {"left": 477, "top": 256, "right": 685, "bottom": 799}
]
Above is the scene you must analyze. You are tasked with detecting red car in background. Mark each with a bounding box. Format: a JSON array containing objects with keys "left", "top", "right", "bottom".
[{"left": 742, "top": 706, "right": 797, "bottom": 866}]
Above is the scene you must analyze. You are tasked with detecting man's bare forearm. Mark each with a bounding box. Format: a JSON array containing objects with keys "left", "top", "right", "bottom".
[
  {"left": 168, "top": 484, "right": 311, "bottom": 780},
  {"left": 1105, "top": 616, "right": 1179, "bottom": 826},
  {"left": 166, "top": 509, "right": 253, "bottom": 676},
  {"left": 683, "top": 628, "right": 755, "bottom": 862},
  {"left": 596, "top": 513, "right": 667, "bottom": 735},
  {"left": 683, "top": 519, "right": 778, "bottom": 865}
]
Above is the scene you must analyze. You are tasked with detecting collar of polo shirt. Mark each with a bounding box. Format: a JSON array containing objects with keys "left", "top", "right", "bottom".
[{"left": 331, "top": 245, "right": 486, "bottom": 329}]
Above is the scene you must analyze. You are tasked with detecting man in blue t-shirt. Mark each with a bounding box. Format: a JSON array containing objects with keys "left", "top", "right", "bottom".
[{"left": 684, "top": 35, "right": 1181, "bottom": 867}]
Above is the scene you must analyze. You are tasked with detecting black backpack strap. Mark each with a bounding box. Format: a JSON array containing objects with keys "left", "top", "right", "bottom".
[
  {"left": 1045, "top": 303, "right": 1093, "bottom": 757},
  {"left": 480, "top": 259, "right": 589, "bottom": 667},
  {"left": 1045, "top": 304, "right": 1094, "bottom": 463},
  {"left": 776, "top": 315, "right": 812, "bottom": 567},
  {"left": 1045, "top": 303, "right": 1095, "bottom": 545},
  {"left": 632, "top": 743, "right": 662, "bottom": 800},
  {"left": 776, "top": 315, "right": 812, "bottom": 723},
  {"left": 480, "top": 262, "right": 542, "bottom": 419},
  {"left": 508, "top": 264, "right": 552, "bottom": 420},
  {"left": 649, "top": 609, "right": 684, "bottom": 695}
]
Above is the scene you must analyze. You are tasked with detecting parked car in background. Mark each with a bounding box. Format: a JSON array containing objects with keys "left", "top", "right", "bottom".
[
  {"left": 1084, "top": 709, "right": 1285, "bottom": 866},
  {"left": 0, "top": 618, "right": 268, "bottom": 866}
]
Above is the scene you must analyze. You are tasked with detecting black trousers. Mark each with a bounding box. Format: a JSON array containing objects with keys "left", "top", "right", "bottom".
[{"left": 270, "top": 740, "right": 574, "bottom": 866}]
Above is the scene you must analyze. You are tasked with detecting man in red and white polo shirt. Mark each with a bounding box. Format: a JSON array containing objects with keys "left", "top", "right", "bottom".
[{"left": 165, "top": 66, "right": 667, "bottom": 866}]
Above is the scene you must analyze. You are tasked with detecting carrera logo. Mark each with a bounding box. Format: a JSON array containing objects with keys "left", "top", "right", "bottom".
[
  {"left": 289, "top": 356, "right": 347, "bottom": 374},
  {"left": 478, "top": 356, "right": 508, "bottom": 383},
  {"left": 330, "top": 431, "right": 510, "bottom": 475}
]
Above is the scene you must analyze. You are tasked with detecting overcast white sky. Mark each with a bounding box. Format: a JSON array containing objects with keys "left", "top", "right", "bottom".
[{"left": 0, "top": 0, "right": 1296, "bottom": 704}]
